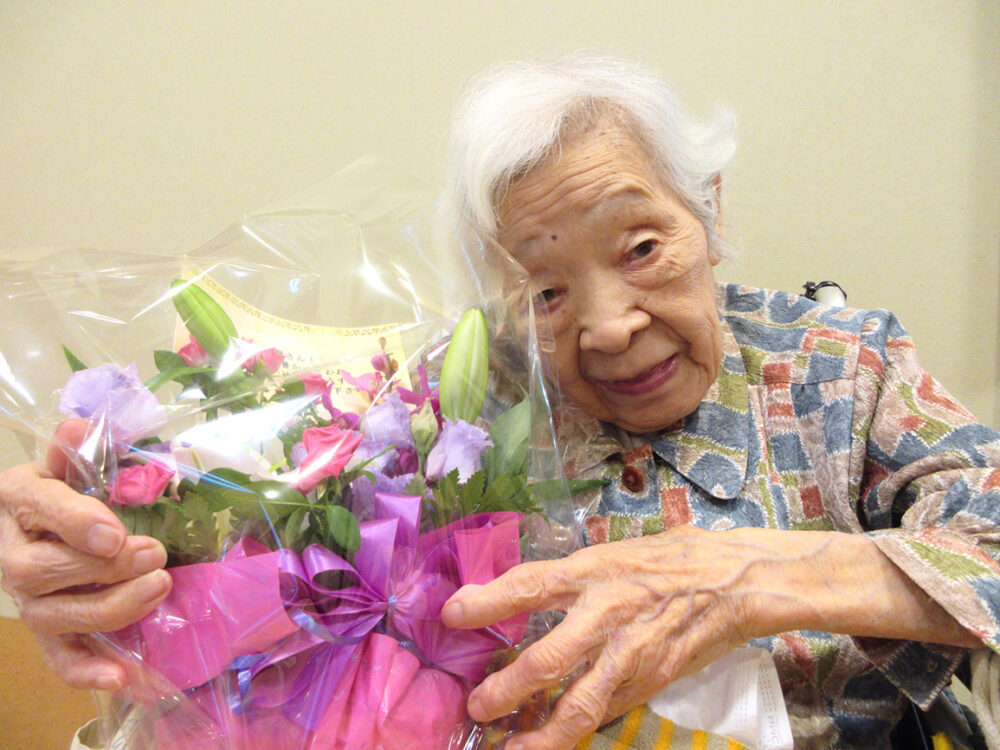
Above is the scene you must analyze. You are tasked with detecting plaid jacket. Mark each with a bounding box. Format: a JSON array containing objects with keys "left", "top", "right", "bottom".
[{"left": 560, "top": 284, "right": 1000, "bottom": 749}]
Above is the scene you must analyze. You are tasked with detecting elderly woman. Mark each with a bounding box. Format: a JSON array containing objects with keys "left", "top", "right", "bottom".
[{"left": 2, "top": 56, "right": 1000, "bottom": 750}]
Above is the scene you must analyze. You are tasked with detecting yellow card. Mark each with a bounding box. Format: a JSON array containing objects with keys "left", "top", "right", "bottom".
[{"left": 173, "top": 262, "right": 411, "bottom": 412}]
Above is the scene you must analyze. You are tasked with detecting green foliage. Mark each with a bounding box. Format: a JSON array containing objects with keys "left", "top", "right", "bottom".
[
  {"left": 485, "top": 398, "right": 530, "bottom": 481},
  {"left": 326, "top": 505, "right": 362, "bottom": 555},
  {"left": 62, "top": 345, "right": 88, "bottom": 373}
]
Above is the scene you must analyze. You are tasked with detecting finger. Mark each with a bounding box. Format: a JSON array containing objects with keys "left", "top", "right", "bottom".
[
  {"left": 601, "top": 681, "right": 663, "bottom": 726},
  {"left": 2, "top": 535, "right": 167, "bottom": 597},
  {"left": 504, "top": 657, "right": 620, "bottom": 750},
  {"left": 442, "top": 559, "right": 575, "bottom": 630},
  {"left": 18, "top": 569, "right": 172, "bottom": 636},
  {"left": 468, "top": 613, "right": 598, "bottom": 721},
  {"left": 37, "top": 633, "right": 127, "bottom": 692},
  {"left": 45, "top": 418, "right": 90, "bottom": 479},
  {"left": 1, "top": 463, "right": 126, "bottom": 556}
]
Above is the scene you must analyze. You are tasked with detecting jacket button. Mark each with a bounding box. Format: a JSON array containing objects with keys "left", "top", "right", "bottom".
[{"left": 621, "top": 466, "right": 644, "bottom": 493}]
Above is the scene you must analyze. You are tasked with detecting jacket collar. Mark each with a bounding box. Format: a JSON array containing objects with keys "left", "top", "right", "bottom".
[{"left": 556, "top": 315, "right": 750, "bottom": 500}]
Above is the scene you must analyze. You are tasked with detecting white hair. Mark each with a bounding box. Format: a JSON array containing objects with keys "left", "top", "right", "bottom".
[{"left": 445, "top": 55, "right": 737, "bottom": 261}]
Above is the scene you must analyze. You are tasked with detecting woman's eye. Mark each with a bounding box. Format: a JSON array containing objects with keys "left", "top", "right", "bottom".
[
  {"left": 629, "top": 240, "right": 657, "bottom": 259},
  {"left": 535, "top": 288, "right": 560, "bottom": 305}
]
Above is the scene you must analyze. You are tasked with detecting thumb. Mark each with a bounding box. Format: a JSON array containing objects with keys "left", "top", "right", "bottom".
[{"left": 45, "top": 418, "right": 91, "bottom": 480}]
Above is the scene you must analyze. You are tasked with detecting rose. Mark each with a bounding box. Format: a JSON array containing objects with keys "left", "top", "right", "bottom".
[
  {"left": 107, "top": 461, "right": 174, "bottom": 506},
  {"left": 238, "top": 339, "right": 284, "bottom": 374},
  {"left": 292, "top": 424, "right": 364, "bottom": 493},
  {"left": 177, "top": 335, "right": 211, "bottom": 367}
]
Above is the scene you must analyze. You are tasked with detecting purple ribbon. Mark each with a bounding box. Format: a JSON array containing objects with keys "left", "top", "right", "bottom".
[{"left": 128, "top": 493, "right": 527, "bottom": 738}]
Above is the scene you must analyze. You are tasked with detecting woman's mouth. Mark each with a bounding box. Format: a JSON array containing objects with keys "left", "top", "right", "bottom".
[{"left": 595, "top": 355, "right": 680, "bottom": 396}]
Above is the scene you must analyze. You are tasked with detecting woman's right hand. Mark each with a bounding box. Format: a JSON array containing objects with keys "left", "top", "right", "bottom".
[{"left": 0, "top": 419, "right": 171, "bottom": 691}]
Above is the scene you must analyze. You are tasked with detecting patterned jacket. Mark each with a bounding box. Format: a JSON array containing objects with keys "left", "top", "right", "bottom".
[{"left": 559, "top": 284, "right": 1000, "bottom": 749}]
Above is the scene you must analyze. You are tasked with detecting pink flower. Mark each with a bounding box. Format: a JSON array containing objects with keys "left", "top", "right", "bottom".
[
  {"left": 238, "top": 339, "right": 285, "bottom": 374},
  {"left": 177, "top": 335, "right": 211, "bottom": 367},
  {"left": 371, "top": 352, "right": 392, "bottom": 375},
  {"left": 340, "top": 369, "right": 385, "bottom": 404},
  {"left": 300, "top": 373, "right": 330, "bottom": 398},
  {"left": 292, "top": 424, "right": 363, "bottom": 493},
  {"left": 108, "top": 461, "right": 174, "bottom": 506}
]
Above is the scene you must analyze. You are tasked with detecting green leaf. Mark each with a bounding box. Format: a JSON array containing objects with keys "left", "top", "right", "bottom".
[
  {"left": 199, "top": 468, "right": 252, "bottom": 489},
  {"left": 62, "top": 345, "right": 88, "bottom": 372},
  {"left": 458, "top": 469, "right": 486, "bottom": 515},
  {"left": 405, "top": 473, "right": 430, "bottom": 498},
  {"left": 282, "top": 506, "right": 307, "bottom": 550},
  {"left": 439, "top": 308, "right": 489, "bottom": 424},
  {"left": 154, "top": 349, "right": 187, "bottom": 372},
  {"left": 244, "top": 481, "right": 308, "bottom": 520},
  {"left": 481, "top": 473, "right": 520, "bottom": 508},
  {"left": 437, "top": 468, "right": 462, "bottom": 508},
  {"left": 146, "top": 364, "right": 216, "bottom": 393},
  {"left": 326, "top": 505, "right": 362, "bottom": 555},
  {"left": 115, "top": 504, "right": 158, "bottom": 539},
  {"left": 271, "top": 380, "right": 305, "bottom": 401},
  {"left": 486, "top": 399, "right": 530, "bottom": 481},
  {"left": 170, "top": 279, "right": 238, "bottom": 360}
]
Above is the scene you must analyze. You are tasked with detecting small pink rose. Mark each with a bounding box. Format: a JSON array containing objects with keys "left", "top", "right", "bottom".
[
  {"left": 300, "top": 373, "right": 330, "bottom": 398},
  {"left": 293, "top": 424, "right": 363, "bottom": 494},
  {"left": 239, "top": 339, "right": 285, "bottom": 374},
  {"left": 108, "top": 461, "right": 174, "bottom": 506},
  {"left": 177, "top": 335, "right": 211, "bottom": 367}
]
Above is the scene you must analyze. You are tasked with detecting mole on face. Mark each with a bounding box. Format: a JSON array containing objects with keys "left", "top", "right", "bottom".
[{"left": 550, "top": 234, "right": 558, "bottom": 241}]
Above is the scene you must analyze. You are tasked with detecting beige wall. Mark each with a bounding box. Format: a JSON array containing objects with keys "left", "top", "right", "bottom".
[{"left": 1, "top": 1, "right": 998, "bottom": 475}]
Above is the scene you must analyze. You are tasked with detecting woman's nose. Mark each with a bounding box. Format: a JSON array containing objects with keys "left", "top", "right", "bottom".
[{"left": 576, "top": 280, "right": 650, "bottom": 354}]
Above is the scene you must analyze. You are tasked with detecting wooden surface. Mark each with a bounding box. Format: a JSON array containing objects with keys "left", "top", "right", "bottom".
[{"left": 0, "top": 616, "right": 98, "bottom": 750}]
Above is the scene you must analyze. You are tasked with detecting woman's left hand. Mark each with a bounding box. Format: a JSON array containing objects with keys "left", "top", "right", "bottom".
[{"left": 441, "top": 525, "right": 774, "bottom": 750}]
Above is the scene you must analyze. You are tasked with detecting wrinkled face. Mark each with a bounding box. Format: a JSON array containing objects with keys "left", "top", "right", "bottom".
[{"left": 499, "top": 129, "right": 723, "bottom": 433}]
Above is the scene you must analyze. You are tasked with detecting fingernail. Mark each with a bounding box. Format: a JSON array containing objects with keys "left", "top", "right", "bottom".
[
  {"left": 139, "top": 570, "right": 171, "bottom": 602},
  {"left": 95, "top": 671, "right": 123, "bottom": 693},
  {"left": 132, "top": 545, "right": 166, "bottom": 576},
  {"left": 442, "top": 600, "right": 464, "bottom": 624},
  {"left": 467, "top": 691, "right": 485, "bottom": 721},
  {"left": 86, "top": 522, "right": 125, "bottom": 556}
]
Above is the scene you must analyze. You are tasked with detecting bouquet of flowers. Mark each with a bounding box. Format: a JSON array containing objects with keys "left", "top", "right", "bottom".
[{"left": 0, "top": 160, "right": 592, "bottom": 749}]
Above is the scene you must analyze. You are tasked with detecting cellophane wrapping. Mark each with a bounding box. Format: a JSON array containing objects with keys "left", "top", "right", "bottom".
[{"left": 0, "top": 158, "right": 589, "bottom": 749}]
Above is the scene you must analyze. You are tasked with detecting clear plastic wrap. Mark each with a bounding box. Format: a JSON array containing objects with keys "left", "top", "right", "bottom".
[{"left": 0, "top": 158, "right": 592, "bottom": 749}]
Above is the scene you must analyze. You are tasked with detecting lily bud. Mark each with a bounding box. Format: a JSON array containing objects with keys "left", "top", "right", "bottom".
[
  {"left": 411, "top": 399, "right": 439, "bottom": 463},
  {"left": 439, "top": 308, "right": 489, "bottom": 425},
  {"left": 170, "top": 279, "right": 238, "bottom": 361}
]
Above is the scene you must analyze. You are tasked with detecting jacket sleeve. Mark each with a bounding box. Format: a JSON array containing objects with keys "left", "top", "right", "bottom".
[{"left": 848, "top": 309, "right": 1000, "bottom": 707}]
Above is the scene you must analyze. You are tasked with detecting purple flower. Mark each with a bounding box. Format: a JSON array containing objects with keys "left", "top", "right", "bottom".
[
  {"left": 360, "top": 392, "right": 413, "bottom": 448},
  {"left": 350, "top": 438, "right": 399, "bottom": 476},
  {"left": 397, "top": 364, "right": 440, "bottom": 421},
  {"left": 59, "top": 363, "right": 167, "bottom": 441},
  {"left": 348, "top": 471, "right": 415, "bottom": 522},
  {"left": 424, "top": 418, "right": 492, "bottom": 483}
]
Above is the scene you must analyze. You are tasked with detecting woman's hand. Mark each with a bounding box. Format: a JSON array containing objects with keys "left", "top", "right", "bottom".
[
  {"left": 0, "top": 419, "right": 171, "bottom": 691},
  {"left": 442, "top": 523, "right": 980, "bottom": 750},
  {"left": 442, "top": 525, "right": 768, "bottom": 750}
]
